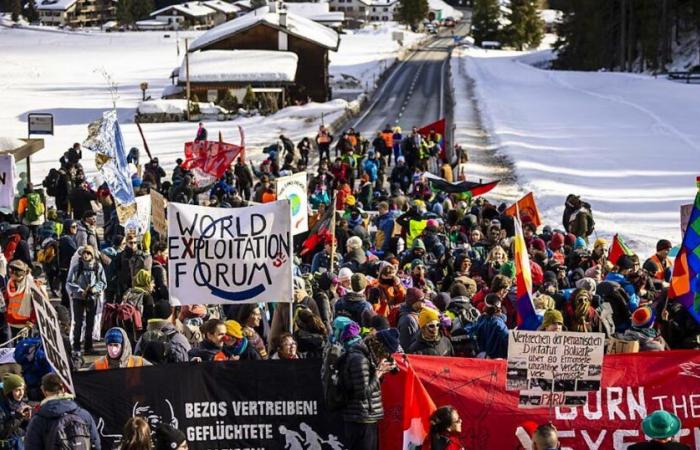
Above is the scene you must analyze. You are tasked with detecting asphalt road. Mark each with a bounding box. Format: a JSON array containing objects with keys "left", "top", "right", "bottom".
[{"left": 352, "top": 21, "right": 471, "bottom": 137}]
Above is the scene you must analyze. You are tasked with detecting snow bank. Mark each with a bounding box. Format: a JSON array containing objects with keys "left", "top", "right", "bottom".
[
  {"left": 138, "top": 99, "right": 225, "bottom": 115},
  {"left": 454, "top": 46, "right": 700, "bottom": 254}
]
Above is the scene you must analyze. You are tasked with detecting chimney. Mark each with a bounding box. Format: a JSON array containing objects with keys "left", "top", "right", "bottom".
[
  {"left": 268, "top": 0, "right": 277, "bottom": 12},
  {"left": 279, "top": 9, "right": 287, "bottom": 27}
]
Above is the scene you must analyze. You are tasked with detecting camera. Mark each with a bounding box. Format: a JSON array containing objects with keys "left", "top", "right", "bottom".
[{"left": 386, "top": 356, "right": 400, "bottom": 374}]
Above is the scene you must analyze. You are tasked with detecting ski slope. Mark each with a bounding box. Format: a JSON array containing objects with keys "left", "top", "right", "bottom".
[{"left": 453, "top": 47, "right": 700, "bottom": 255}]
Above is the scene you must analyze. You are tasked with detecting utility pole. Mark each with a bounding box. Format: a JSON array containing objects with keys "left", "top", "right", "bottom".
[
  {"left": 619, "top": 0, "right": 626, "bottom": 72},
  {"left": 185, "top": 38, "right": 191, "bottom": 121}
]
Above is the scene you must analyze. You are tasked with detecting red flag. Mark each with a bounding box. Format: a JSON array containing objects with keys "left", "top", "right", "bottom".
[
  {"left": 182, "top": 140, "right": 242, "bottom": 179},
  {"left": 417, "top": 118, "right": 446, "bottom": 142},
  {"left": 504, "top": 192, "right": 542, "bottom": 227},
  {"left": 607, "top": 233, "right": 633, "bottom": 265}
]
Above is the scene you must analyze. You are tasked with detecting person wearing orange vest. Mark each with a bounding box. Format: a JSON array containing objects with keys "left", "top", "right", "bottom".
[
  {"left": 643, "top": 239, "right": 673, "bottom": 288},
  {"left": 88, "top": 327, "right": 151, "bottom": 370},
  {"left": 4, "top": 259, "right": 46, "bottom": 338}
]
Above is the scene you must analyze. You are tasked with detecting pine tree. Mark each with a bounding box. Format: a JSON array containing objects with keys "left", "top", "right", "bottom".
[
  {"left": 219, "top": 90, "right": 239, "bottom": 112},
  {"left": 471, "top": 0, "right": 501, "bottom": 46},
  {"left": 10, "top": 0, "right": 20, "bottom": 22},
  {"left": 189, "top": 94, "right": 201, "bottom": 115},
  {"left": 23, "top": 0, "right": 38, "bottom": 22},
  {"left": 129, "top": 0, "right": 154, "bottom": 21},
  {"left": 395, "top": 0, "right": 429, "bottom": 29},
  {"left": 116, "top": 0, "right": 134, "bottom": 25},
  {"left": 505, "top": 0, "right": 544, "bottom": 50},
  {"left": 250, "top": 0, "right": 266, "bottom": 9}
]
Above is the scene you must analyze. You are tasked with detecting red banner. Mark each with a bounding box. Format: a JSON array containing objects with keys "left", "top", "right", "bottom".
[
  {"left": 381, "top": 351, "right": 700, "bottom": 450},
  {"left": 182, "top": 140, "right": 242, "bottom": 179}
]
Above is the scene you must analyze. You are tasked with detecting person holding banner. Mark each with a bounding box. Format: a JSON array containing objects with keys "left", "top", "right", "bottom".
[{"left": 187, "top": 319, "right": 228, "bottom": 362}]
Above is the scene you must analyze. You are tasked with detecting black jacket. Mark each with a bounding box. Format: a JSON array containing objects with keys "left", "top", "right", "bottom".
[
  {"left": 188, "top": 339, "right": 223, "bottom": 362},
  {"left": 68, "top": 186, "right": 97, "bottom": 220},
  {"left": 341, "top": 343, "right": 383, "bottom": 423},
  {"left": 408, "top": 333, "right": 454, "bottom": 357}
]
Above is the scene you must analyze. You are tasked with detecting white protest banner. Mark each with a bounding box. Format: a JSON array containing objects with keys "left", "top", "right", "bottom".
[
  {"left": 32, "top": 295, "right": 74, "bottom": 395},
  {"left": 150, "top": 190, "right": 168, "bottom": 237},
  {"left": 0, "top": 155, "right": 16, "bottom": 213},
  {"left": 168, "top": 201, "right": 292, "bottom": 305},
  {"left": 506, "top": 330, "right": 604, "bottom": 408},
  {"left": 276, "top": 172, "right": 308, "bottom": 235},
  {"left": 0, "top": 348, "right": 15, "bottom": 365},
  {"left": 134, "top": 194, "right": 151, "bottom": 235}
]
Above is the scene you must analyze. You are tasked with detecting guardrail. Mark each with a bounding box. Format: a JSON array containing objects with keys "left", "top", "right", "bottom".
[{"left": 667, "top": 71, "right": 700, "bottom": 84}]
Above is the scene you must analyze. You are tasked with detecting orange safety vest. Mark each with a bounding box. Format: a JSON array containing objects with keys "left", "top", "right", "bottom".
[
  {"left": 381, "top": 131, "right": 393, "bottom": 149},
  {"left": 261, "top": 191, "right": 277, "bottom": 203},
  {"left": 648, "top": 254, "right": 670, "bottom": 281},
  {"left": 317, "top": 132, "right": 331, "bottom": 144},
  {"left": 5, "top": 281, "right": 32, "bottom": 325},
  {"left": 347, "top": 135, "right": 358, "bottom": 149},
  {"left": 93, "top": 355, "right": 145, "bottom": 370}
]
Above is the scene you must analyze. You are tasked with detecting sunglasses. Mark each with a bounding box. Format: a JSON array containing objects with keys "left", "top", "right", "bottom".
[{"left": 9, "top": 268, "right": 26, "bottom": 275}]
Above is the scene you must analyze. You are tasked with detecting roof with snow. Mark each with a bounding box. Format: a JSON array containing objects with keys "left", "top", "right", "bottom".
[
  {"left": 151, "top": 2, "right": 216, "bottom": 18},
  {"left": 189, "top": 6, "right": 340, "bottom": 51},
  {"left": 284, "top": 3, "right": 344, "bottom": 24},
  {"left": 233, "top": 0, "right": 253, "bottom": 10},
  {"left": 203, "top": 0, "right": 241, "bottom": 14},
  {"left": 540, "top": 9, "right": 563, "bottom": 24},
  {"left": 358, "top": 0, "right": 398, "bottom": 7},
  {"left": 36, "top": 0, "right": 77, "bottom": 11},
  {"left": 179, "top": 50, "right": 298, "bottom": 83}
]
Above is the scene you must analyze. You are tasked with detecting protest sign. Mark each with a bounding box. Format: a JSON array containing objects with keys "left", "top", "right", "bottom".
[
  {"left": 506, "top": 330, "right": 605, "bottom": 408},
  {"left": 381, "top": 351, "right": 700, "bottom": 450},
  {"left": 0, "top": 348, "right": 15, "bottom": 364},
  {"left": 132, "top": 194, "right": 151, "bottom": 235},
  {"left": 276, "top": 172, "right": 308, "bottom": 235},
  {"left": 167, "top": 201, "right": 292, "bottom": 305},
  {"left": 74, "top": 359, "right": 345, "bottom": 450},
  {"left": 0, "top": 155, "right": 15, "bottom": 213},
  {"left": 150, "top": 189, "right": 168, "bottom": 237},
  {"left": 32, "top": 295, "right": 74, "bottom": 395}
]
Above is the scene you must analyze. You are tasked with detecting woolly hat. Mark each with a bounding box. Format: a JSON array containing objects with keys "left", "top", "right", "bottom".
[
  {"left": 434, "top": 292, "right": 451, "bottom": 311},
  {"left": 351, "top": 273, "right": 368, "bottom": 294},
  {"left": 155, "top": 424, "right": 187, "bottom": 450},
  {"left": 452, "top": 277, "right": 477, "bottom": 297},
  {"left": 412, "top": 238, "right": 426, "bottom": 250},
  {"left": 411, "top": 259, "right": 426, "bottom": 269},
  {"left": 105, "top": 328, "right": 124, "bottom": 345},
  {"left": 2, "top": 374, "right": 24, "bottom": 396},
  {"left": 617, "top": 254, "right": 635, "bottom": 270},
  {"left": 565, "top": 233, "right": 576, "bottom": 247},
  {"left": 534, "top": 295, "right": 555, "bottom": 311},
  {"left": 594, "top": 238, "right": 608, "bottom": 249},
  {"left": 531, "top": 238, "right": 546, "bottom": 253},
  {"left": 345, "top": 195, "right": 356, "bottom": 206},
  {"left": 656, "top": 239, "right": 672, "bottom": 252},
  {"left": 225, "top": 320, "right": 243, "bottom": 339},
  {"left": 499, "top": 261, "right": 515, "bottom": 279},
  {"left": 631, "top": 306, "right": 655, "bottom": 329},
  {"left": 549, "top": 233, "right": 565, "bottom": 251},
  {"left": 375, "top": 328, "right": 400, "bottom": 354},
  {"left": 542, "top": 309, "right": 564, "bottom": 329},
  {"left": 152, "top": 301, "right": 173, "bottom": 320},
  {"left": 405, "top": 287, "right": 425, "bottom": 306},
  {"left": 426, "top": 219, "right": 439, "bottom": 229},
  {"left": 642, "top": 410, "right": 681, "bottom": 440},
  {"left": 575, "top": 277, "right": 597, "bottom": 294},
  {"left": 418, "top": 308, "right": 440, "bottom": 328},
  {"left": 338, "top": 267, "right": 353, "bottom": 282},
  {"left": 584, "top": 265, "right": 602, "bottom": 279},
  {"left": 574, "top": 237, "right": 587, "bottom": 250}
]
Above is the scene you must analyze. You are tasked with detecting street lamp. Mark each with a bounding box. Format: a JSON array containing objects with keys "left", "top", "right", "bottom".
[{"left": 140, "top": 82, "right": 149, "bottom": 101}]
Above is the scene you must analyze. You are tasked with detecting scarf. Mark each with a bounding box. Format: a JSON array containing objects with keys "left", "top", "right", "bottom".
[
  {"left": 225, "top": 337, "right": 249, "bottom": 357},
  {"left": 7, "top": 275, "right": 41, "bottom": 318},
  {"left": 132, "top": 269, "right": 152, "bottom": 294}
]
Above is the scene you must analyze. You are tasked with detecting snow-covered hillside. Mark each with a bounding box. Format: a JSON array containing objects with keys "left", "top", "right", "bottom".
[
  {"left": 0, "top": 22, "right": 420, "bottom": 181},
  {"left": 452, "top": 47, "right": 700, "bottom": 255}
]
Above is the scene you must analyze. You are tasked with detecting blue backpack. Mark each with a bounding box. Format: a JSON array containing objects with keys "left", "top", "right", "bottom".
[{"left": 14, "top": 337, "right": 51, "bottom": 388}]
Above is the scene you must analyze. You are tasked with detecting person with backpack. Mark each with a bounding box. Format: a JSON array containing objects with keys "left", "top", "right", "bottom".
[
  {"left": 66, "top": 244, "right": 106, "bottom": 356},
  {"left": 195, "top": 122, "right": 208, "bottom": 141},
  {"left": 58, "top": 220, "right": 78, "bottom": 308},
  {"left": 134, "top": 301, "right": 191, "bottom": 364},
  {"left": 89, "top": 327, "right": 151, "bottom": 370},
  {"left": 340, "top": 328, "right": 399, "bottom": 450},
  {"left": 17, "top": 184, "right": 45, "bottom": 236},
  {"left": 115, "top": 235, "right": 152, "bottom": 304},
  {"left": 24, "top": 373, "right": 100, "bottom": 450},
  {"left": 407, "top": 308, "right": 454, "bottom": 356},
  {"left": 334, "top": 274, "right": 373, "bottom": 327},
  {"left": 68, "top": 176, "right": 97, "bottom": 222},
  {"left": 0, "top": 373, "right": 31, "bottom": 450},
  {"left": 469, "top": 293, "right": 509, "bottom": 359}
]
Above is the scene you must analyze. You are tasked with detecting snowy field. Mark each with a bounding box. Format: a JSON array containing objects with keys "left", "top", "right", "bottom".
[
  {"left": 0, "top": 21, "right": 421, "bottom": 180},
  {"left": 452, "top": 46, "right": 700, "bottom": 254}
]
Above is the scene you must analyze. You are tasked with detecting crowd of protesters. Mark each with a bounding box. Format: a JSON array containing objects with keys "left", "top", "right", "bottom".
[{"left": 0, "top": 120, "right": 692, "bottom": 449}]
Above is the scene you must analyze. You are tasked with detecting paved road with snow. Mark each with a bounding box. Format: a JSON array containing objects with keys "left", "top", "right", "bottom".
[{"left": 352, "top": 24, "right": 469, "bottom": 136}]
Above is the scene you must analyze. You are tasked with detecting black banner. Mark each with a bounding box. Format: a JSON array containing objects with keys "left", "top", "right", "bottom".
[{"left": 74, "top": 359, "right": 346, "bottom": 450}]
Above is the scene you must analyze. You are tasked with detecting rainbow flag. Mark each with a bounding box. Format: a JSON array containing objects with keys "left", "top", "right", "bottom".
[
  {"left": 608, "top": 234, "right": 634, "bottom": 265},
  {"left": 670, "top": 177, "right": 700, "bottom": 324},
  {"left": 514, "top": 216, "right": 541, "bottom": 330}
]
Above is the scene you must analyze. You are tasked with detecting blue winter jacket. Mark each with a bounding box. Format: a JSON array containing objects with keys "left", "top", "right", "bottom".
[
  {"left": 24, "top": 396, "right": 101, "bottom": 450},
  {"left": 604, "top": 273, "right": 640, "bottom": 312},
  {"left": 470, "top": 314, "right": 509, "bottom": 359},
  {"left": 363, "top": 159, "right": 379, "bottom": 182}
]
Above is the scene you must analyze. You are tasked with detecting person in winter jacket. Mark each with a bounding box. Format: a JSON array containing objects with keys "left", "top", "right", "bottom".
[
  {"left": 269, "top": 280, "right": 321, "bottom": 353},
  {"left": 334, "top": 274, "right": 373, "bottom": 326},
  {"left": 133, "top": 302, "right": 191, "bottom": 363},
  {"left": 293, "top": 309, "right": 328, "bottom": 359},
  {"left": 195, "top": 122, "right": 207, "bottom": 141},
  {"left": 236, "top": 304, "right": 268, "bottom": 359},
  {"left": 188, "top": 319, "right": 228, "bottom": 362},
  {"left": 270, "top": 333, "right": 300, "bottom": 360},
  {"left": 429, "top": 406, "right": 465, "bottom": 450},
  {"left": 68, "top": 177, "right": 97, "bottom": 222},
  {"left": 143, "top": 158, "right": 166, "bottom": 190},
  {"left": 0, "top": 374, "right": 31, "bottom": 450},
  {"left": 372, "top": 202, "right": 396, "bottom": 255},
  {"left": 391, "top": 127, "right": 403, "bottom": 165},
  {"left": 470, "top": 293, "right": 509, "bottom": 359},
  {"left": 643, "top": 239, "right": 673, "bottom": 288},
  {"left": 367, "top": 262, "right": 405, "bottom": 317},
  {"left": 397, "top": 287, "right": 425, "bottom": 350},
  {"left": 605, "top": 255, "right": 640, "bottom": 317},
  {"left": 89, "top": 327, "right": 151, "bottom": 370},
  {"left": 340, "top": 328, "right": 399, "bottom": 450},
  {"left": 234, "top": 158, "right": 255, "bottom": 201},
  {"left": 222, "top": 320, "right": 262, "bottom": 360},
  {"left": 66, "top": 245, "right": 106, "bottom": 354},
  {"left": 620, "top": 306, "right": 666, "bottom": 352},
  {"left": 315, "top": 125, "right": 333, "bottom": 161},
  {"left": 24, "top": 373, "right": 100, "bottom": 450},
  {"left": 4, "top": 259, "right": 48, "bottom": 337},
  {"left": 408, "top": 308, "right": 454, "bottom": 356}
]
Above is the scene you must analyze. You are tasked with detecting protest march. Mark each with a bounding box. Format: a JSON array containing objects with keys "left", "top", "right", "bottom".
[{"left": 0, "top": 105, "right": 697, "bottom": 450}]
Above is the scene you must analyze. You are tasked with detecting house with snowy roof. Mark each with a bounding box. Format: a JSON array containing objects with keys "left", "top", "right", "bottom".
[
  {"left": 328, "top": 0, "right": 397, "bottom": 23},
  {"left": 188, "top": 3, "right": 340, "bottom": 102},
  {"left": 36, "top": 0, "right": 117, "bottom": 27},
  {"left": 149, "top": 1, "right": 222, "bottom": 30},
  {"left": 284, "top": 2, "right": 345, "bottom": 29}
]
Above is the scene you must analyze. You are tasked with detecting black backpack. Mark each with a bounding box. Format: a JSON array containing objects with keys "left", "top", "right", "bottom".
[
  {"left": 138, "top": 329, "right": 173, "bottom": 363},
  {"left": 46, "top": 408, "right": 92, "bottom": 450},
  {"left": 43, "top": 169, "right": 60, "bottom": 197},
  {"left": 321, "top": 342, "right": 350, "bottom": 411}
]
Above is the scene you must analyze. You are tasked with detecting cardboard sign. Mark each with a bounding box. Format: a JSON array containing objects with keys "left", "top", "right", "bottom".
[
  {"left": 606, "top": 337, "right": 640, "bottom": 354},
  {"left": 150, "top": 190, "right": 168, "bottom": 237},
  {"left": 507, "top": 330, "right": 605, "bottom": 408},
  {"left": 276, "top": 172, "right": 308, "bottom": 235},
  {"left": 32, "top": 295, "right": 74, "bottom": 394},
  {"left": 168, "top": 201, "right": 292, "bottom": 305}
]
